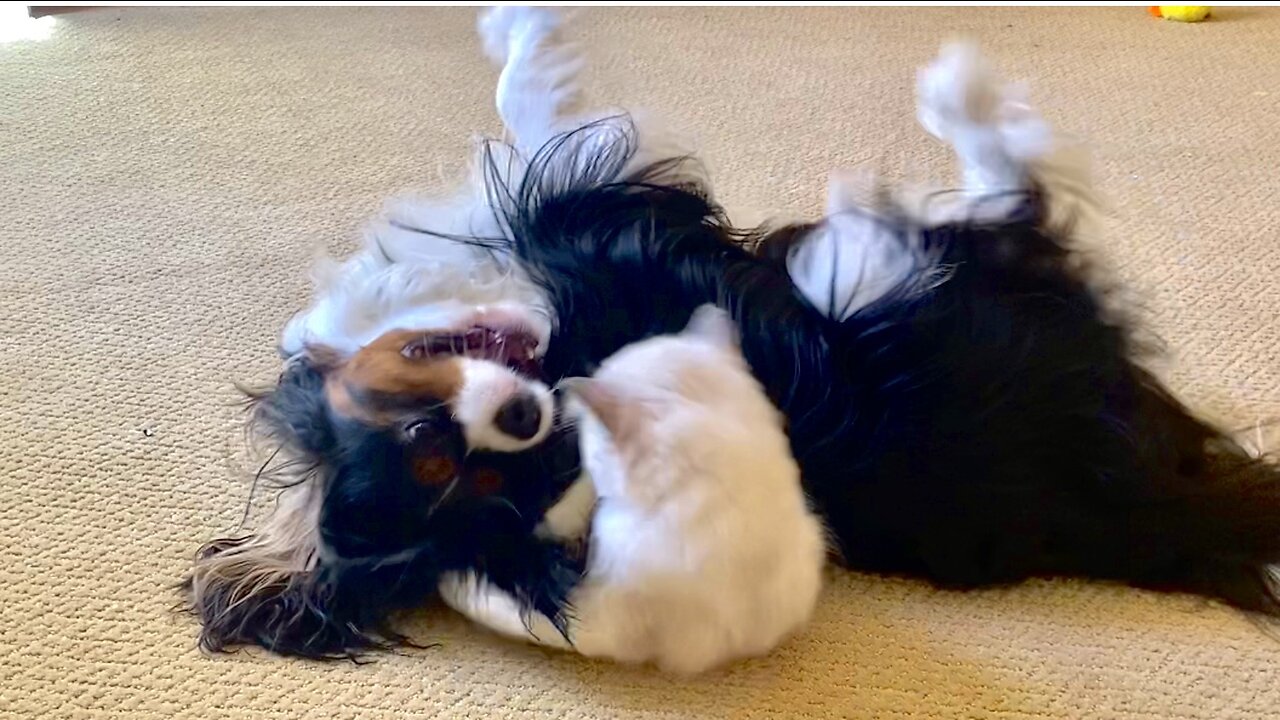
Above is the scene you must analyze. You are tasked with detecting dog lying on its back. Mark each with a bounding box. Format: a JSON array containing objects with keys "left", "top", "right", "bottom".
[{"left": 185, "top": 8, "right": 1280, "bottom": 662}]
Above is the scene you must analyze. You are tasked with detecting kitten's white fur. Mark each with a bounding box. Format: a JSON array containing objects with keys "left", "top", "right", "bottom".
[{"left": 440, "top": 306, "right": 828, "bottom": 674}]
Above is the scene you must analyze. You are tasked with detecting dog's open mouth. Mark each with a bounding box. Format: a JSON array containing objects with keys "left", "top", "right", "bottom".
[{"left": 401, "top": 326, "right": 542, "bottom": 377}]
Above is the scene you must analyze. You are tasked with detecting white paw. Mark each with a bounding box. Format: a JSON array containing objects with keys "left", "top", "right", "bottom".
[
  {"left": 437, "top": 570, "right": 474, "bottom": 611},
  {"left": 478, "top": 6, "right": 564, "bottom": 65},
  {"left": 437, "top": 571, "right": 530, "bottom": 636},
  {"left": 438, "top": 571, "right": 573, "bottom": 649},
  {"left": 916, "top": 42, "right": 1003, "bottom": 141},
  {"left": 534, "top": 475, "right": 597, "bottom": 542},
  {"left": 916, "top": 42, "right": 1052, "bottom": 192}
]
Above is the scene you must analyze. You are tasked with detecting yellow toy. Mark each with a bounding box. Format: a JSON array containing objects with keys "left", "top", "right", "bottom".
[{"left": 1149, "top": 6, "right": 1212, "bottom": 22}]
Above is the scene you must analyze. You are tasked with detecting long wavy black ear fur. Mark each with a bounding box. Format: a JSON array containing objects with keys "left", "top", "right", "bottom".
[{"left": 183, "top": 359, "right": 442, "bottom": 659}]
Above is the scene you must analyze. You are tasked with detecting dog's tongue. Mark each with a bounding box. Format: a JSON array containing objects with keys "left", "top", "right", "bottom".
[
  {"left": 502, "top": 334, "right": 543, "bottom": 380},
  {"left": 473, "top": 326, "right": 542, "bottom": 379},
  {"left": 403, "top": 325, "right": 543, "bottom": 378}
]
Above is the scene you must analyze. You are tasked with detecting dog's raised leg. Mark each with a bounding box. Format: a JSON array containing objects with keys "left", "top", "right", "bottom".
[
  {"left": 479, "top": 7, "right": 584, "bottom": 155},
  {"left": 915, "top": 42, "right": 1095, "bottom": 228},
  {"left": 323, "top": 8, "right": 588, "bottom": 288},
  {"left": 786, "top": 43, "right": 1078, "bottom": 324},
  {"left": 916, "top": 43, "right": 1050, "bottom": 195}
]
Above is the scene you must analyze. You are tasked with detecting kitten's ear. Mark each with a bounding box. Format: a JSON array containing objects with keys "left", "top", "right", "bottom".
[
  {"left": 563, "top": 378, "right": 637, "bottom": 440},
  {"left": 683, "top": 304, "right": 738, "bottom": 350}
]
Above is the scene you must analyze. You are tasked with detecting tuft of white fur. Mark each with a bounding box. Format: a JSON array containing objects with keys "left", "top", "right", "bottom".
[
  {"left": 786, "top": 169, "right": 928, "bottom": 322},
  {"left": 442, "top": 306, "right": 827, "bottom": 675}
]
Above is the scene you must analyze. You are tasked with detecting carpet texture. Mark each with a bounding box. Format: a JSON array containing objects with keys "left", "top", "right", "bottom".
[{"left": 3, "top": 7, "right": 1279, "bottom": 719}]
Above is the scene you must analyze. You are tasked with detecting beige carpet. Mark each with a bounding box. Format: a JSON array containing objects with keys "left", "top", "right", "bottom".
[{"left": 4, "top": 6, "right": 1280, "bottom": 719}]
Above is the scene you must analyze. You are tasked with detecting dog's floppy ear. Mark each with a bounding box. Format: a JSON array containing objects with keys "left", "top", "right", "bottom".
[
  {"left": 185, "top": 481, "right": 355, "bottom": 657},
  {"left": 186, "top": 480, "right": 441, "bottom": 658},
  {"left": 250, "top": 352, "right": 340, "bottom": 458},
  {"left": 185, "top": 354, "right": 414, "bottom": 658},
  {"left": 186, "top": 483, "right": 438, "bottom": 658}
]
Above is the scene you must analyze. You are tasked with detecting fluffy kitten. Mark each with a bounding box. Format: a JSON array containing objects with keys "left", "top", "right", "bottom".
[{"left": 441, "top": 304, "right": 828, "bottom": 674}]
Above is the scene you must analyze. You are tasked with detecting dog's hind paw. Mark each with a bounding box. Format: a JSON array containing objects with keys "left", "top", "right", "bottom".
[
  {"left": 916, "top": 42, "right": 1005, "bottom": 141},
  {"left": 916, "top": 42, "right": 1051, "bottom": 193}
]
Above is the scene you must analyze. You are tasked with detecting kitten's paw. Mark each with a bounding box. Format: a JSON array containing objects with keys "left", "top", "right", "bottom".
[
  {"left": 535, "top": 476, "right": 597, "bottom": 542},
  {"left": 478, "top": 6, "right": 564, "bottom": 64}
]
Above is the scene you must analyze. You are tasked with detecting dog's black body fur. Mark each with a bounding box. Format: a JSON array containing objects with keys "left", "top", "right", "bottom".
[
  {"left": 488, "top": 120, "right": 1280, "bottom": 616},
  {"left": 189, "top": 118, "right": 1280, "bottom": 659}
]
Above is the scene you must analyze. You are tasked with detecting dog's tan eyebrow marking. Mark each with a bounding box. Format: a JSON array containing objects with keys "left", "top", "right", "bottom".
[{"left": 323, "top": 329, "right": 466, "bottom": 425}]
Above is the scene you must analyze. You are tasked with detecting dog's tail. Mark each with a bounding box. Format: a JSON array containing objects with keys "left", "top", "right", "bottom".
[{"left": 1116, "top": 379, "right": 1280, "bottom": 614}]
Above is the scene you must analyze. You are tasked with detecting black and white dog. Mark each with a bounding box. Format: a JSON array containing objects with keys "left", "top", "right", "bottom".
[{"left": 186, "top": 8, "right": 1280, "bottom": 659}]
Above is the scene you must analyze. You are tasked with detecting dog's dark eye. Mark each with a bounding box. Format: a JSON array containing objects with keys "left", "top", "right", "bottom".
[
  {"left": 405, "top": 419, "right": 432, "bottom": 441},
  {"left": 403, "top": 415, "right": 465, "bottom": 458},
  {"left": 470, "top": 467, "right": 504, "bottom": 495},
  {"left": 402, "top": 339, "right": 443, "bottom": 360}
]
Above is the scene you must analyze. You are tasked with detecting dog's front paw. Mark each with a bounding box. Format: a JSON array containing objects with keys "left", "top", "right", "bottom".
[
  {"left": 438, "top": 571, "right": 574, "bottom": 649},
  {"left": 436, "top": 571, "right": 471, "bottom": 611}
]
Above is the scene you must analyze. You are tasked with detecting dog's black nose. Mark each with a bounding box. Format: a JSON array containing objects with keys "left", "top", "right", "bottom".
[{"left": 494, "top": 393, "right": 542, "bottom": 441}]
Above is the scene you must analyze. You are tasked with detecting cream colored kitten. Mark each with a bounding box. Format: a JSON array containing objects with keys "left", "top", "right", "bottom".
[{"left": 441, "top": 305, "right": 827, "bottom": 674}]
